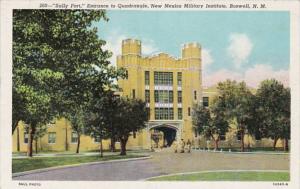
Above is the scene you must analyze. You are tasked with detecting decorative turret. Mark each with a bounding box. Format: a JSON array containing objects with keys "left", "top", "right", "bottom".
[
  {"left": 122, "top": 39, "right": 141, "bottom": 56},
  {"left": 181, "top": 42, "right": 201, "bottom": 59}
]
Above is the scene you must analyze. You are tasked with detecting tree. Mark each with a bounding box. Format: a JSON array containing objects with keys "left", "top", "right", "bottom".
[
  {"left": 192, "top": 103, "right": 211, "bottom": 139},
  {"left": 256, "top": 79, "right": 290, "bottom": 151},
  {"left": 210, "top": 101, "right": 229, "bottom": 150},
  {"left": 13, "top": 10, "right": 125, "bottom": 157},
  {"left": 192, "top": 103, "right": 229, "bottom": 150},
  {"left": 115, "top": 98, "right": 148, "bottom": 155},
  {"left": 32, "top": 124, "right": 48, "bottom": 154},
  {"left": 93, "top": 90, "right": 120, "bottom": 152},
  {"left": 65, "top": 108, "right": 86, "bottom": 153},
  {"left": 216, "top": 80, "right": 255, "bottom": 152},
  {"left": 84, "top": 89, "right": 119, "bottom": 156}
]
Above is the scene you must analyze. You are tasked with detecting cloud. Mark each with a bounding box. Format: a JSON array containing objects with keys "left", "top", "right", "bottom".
[
  {"left": 141, "top": 39, "right": 158, "bottom": 55},
  {"left": 202, "top": 48, "right": 214, "bottom": 70},
  {"left": 244, "top": 64, "right": 289, "bottom": 88},
  {"left": 104, "top": 32, "right": 158, "bottom": 66},
  {"left": 103, "top": 32, "right": 127, "bottom": 66},
  {"left": 227, "top": 33, "right": 253, "bottom": 68},
  {"left": 203, "top": 64, "right": 289, "bottom": 88},
  {"left": 203, "top": 69, "right": 243, "bottom": 87}
]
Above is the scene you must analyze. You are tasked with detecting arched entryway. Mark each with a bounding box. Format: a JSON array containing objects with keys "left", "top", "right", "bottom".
[{"left": 150, "top": 124, "right": 177, "bottom": 148}]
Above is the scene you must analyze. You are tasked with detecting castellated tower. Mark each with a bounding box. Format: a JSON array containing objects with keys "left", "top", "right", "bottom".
[
  {"left": 117, "top": 39, "right": 202, "bottom": 149},
  {"left": 121, "top": 39, "right": 141, "bottom": 56}
]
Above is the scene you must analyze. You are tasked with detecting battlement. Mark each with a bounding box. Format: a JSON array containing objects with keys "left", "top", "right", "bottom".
[
  {"left": 182, "top": 42, "right": 201, "bottom": 49},
  {"left": 181, "top": 42, "right": 201, "bottom": 59},
  {"left": 122, "top": 38, "right": 141, "bottom": 45},
  {"left": 122, "top": 39, "right": 141, "bottom": 56}
]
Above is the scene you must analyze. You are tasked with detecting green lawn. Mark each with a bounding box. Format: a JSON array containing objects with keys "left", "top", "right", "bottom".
[
  {"left": 13, "top": 154, "right": 145, "bottom": 173},
  {"left": 148, "top": 171, "right": 289, "bottom": 181}
]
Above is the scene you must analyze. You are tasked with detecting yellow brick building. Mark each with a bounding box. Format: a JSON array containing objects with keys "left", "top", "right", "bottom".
[
  {"left": 12, "top": 39, "right": 285, "bottom": 153},
  {"left": 116, "top": 39, "right": 202, "bottom": 149}
]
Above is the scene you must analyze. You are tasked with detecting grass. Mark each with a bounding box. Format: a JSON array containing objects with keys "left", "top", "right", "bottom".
[
  {"left": 12, "top": 154, "right": 146, "bottom": 173},
  {"left": 148, "top": 171, "right": 290, "bottom": 181}
]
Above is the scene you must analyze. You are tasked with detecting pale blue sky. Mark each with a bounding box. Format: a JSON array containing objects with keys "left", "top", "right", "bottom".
[{"left": 95, "top": 11, "right": 290, "bottom": 87}]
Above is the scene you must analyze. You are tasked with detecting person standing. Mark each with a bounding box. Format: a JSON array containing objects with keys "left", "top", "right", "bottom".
[
  {"left": 180, "top": 139, "right": 185, "bottom": 153},
  {"left": 186, "top": 139, "right": 191, "bottom": 153}
]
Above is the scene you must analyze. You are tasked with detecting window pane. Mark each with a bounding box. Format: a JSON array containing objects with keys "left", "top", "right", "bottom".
[
  {"left": 132, "top": 89, "right": 135, "bottom": 99},
  {"left": 178, "top": 108, "right": 182, "bottom": 120},
  {"left": 145, "top": 71, "right": 150, "bottom": 85},
  {"left": 48, "top": 132, "right": 56, "bottom": 144},
  {"left": 203, "top": 97, "right": 209, "bottom": 107},
  {"left": 178, "top": 91, "right": 182, "bottom": 103},
  {"left": 24, "top": 132, "right": 28, "bottom": 144},
  {"left": 169, "top": 91, "right": 173, "bottom": 103},
  {"left": 145, "top": 90, "right": 150, "bottom": 103},
  {"left": 71, "top": 132, "right": 78, "bottom": 143},
  {"left": 177, "top": 72, "right": 182, "bottom": 86}
]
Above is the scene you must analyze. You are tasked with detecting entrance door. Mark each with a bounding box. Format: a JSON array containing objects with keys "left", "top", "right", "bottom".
[{"left": 151, "top": 125, "right": 177, "bottom": 147}]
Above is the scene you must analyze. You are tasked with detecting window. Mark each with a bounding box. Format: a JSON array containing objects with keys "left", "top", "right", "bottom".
[
  {"left": 145, "top": 90, "right": 150, "bottom": 103},
  {"left": 145, "top": 71, "right": 150, "bottom": 85},
  {"left": 125, "top": 70, "right": 128, "bottom": 78},
  {"left": 188, "top": 107, "right": 191, "bottom": 116},
  {"left": 177, "top": 72, "right": 182, "bottom": 86},
  {"left": 169, "top": 91, "right": 173, "bottom": 103},
  {"left": 194, "top": 90, "right": 197, "bottom": 100},
  {"left": 154, "top": 90, "right": 159, "bottom": 103},
  {"left": 146, "top": 107, "right": 150, "bottom": 120},
  {"left": 132, "top": 89, "right": 135, "bottom": 99},
  {"left": 236, "top": 131, "right": 242, "bottom": 141},
  {"left": 133, "top": 132, "right": 136, "bottom": 139},
  {"left": 48, "top": 132, "right": 56, "bottom": 144},
  {"left": 71, "top": 132, "right": 78, "bottom": 143},
  {"left": 203, "top": 97, "right": 209, "bottom": 107},
  {"left": 24, "top": 131, "right": 28, "bottom": 144},
  {"left": 178, "top": 91, "right": 182, "bottom": 103},
  {"left": 255, "top": 132, "right": 262, "bottom": 140},
  {"left": 155, "top": 108, "right": 174, "bottom": 120},
  {"left": 178, "top": 108, "right": 182, "bottom": 120},
  {"left": 154, "top": 90, "right": 173, "bottom": 103},
  {"left": 219, "top": 135, "right": 226, "bottom": 141},
  {"left": 94, "top": 136, "right": 101, "bottom": 143},
  {"left": 154, "top": 72, "right": 173, "bottom": 86}
]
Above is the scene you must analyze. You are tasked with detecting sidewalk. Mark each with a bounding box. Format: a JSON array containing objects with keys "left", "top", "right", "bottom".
[{"left": 12, "top": 150, "right": 150, "bottom": 159}]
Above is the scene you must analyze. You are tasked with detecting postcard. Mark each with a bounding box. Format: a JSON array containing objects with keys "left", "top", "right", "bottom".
[{"left": 0, "top": 0, "right": 299, "bottom": 189}]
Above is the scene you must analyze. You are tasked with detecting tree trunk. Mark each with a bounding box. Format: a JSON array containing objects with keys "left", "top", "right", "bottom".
[
  {"left": 27, "top": 125, "right": 36, "bottom": 157},
  {"left": 76, "top": 134, "right": 81, "bottom": 154},
  {"left": 17, "top": 127, "right": 20, "bottom": 152},
  {"left": 35, "top": 139, "right": 38, "bottom": 154},
  {"left": 284, "top": 138, "right": 289, "bottom": 151},
  {"left": 240, "top": 129, "right": 245, "bottom": 152},
  {"left": 273, "top": 137, "right": 278, "bottom": 150},
  {"left": 12, "top": 119, "right": 19, "bottom": 135},
  {"left": 212, "top": 135, "right": 219, "bottom": 150},
  {"left": 65, "top": 123, "right": 68, "bottom": 151},
  {"left": 120, "top": 137, "right": 128, "bottom": 156},
  {"left": 99, "top": 138, "right": 103, "bottom": 157},
  {"left": 110, "top": 137, "right": 116, "bottom": 152}
]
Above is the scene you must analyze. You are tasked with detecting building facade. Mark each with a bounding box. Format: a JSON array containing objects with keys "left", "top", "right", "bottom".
[{"left": 116, "top": 39, "right": 202, "bottom": 149}]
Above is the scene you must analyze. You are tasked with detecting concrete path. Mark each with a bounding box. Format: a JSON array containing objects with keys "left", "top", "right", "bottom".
[{"left": 13, "top": 148, "right": 289, "bottom": 181}]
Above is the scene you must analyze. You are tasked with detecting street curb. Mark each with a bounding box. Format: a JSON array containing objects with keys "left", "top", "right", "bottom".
[
  {"left": 143, "top": 169, "right": 290, "bottom": 181},
  {"left": 12, "top": 156, "right": 151, "bottom": 178},
  {"left": 191, "top": 149, "right": 289, "bottom": 155}
]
